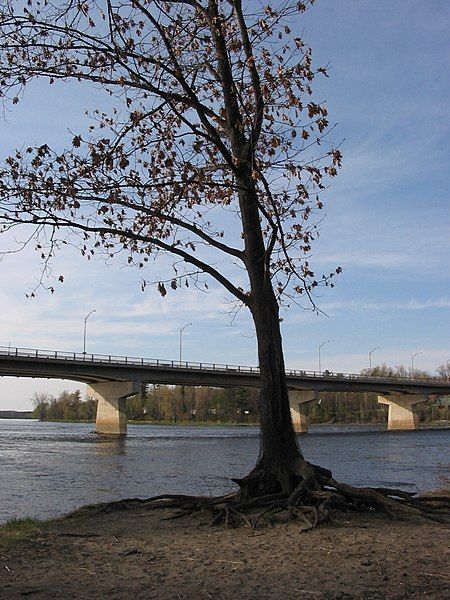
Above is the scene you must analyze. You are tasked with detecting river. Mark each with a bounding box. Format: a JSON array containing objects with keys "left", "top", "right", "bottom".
[{"left": 0, "top": 419, "right": 449, "bottom": 523}]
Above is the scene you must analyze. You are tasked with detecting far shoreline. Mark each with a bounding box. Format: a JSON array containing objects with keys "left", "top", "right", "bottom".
[{"left": 1, "top": 415, "right": 449, "bottom": 430}]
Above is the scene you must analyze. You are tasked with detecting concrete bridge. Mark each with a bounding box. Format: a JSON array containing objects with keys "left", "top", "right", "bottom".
[{"left": 1, "top": 346, "right": 449, "bottom": 435}]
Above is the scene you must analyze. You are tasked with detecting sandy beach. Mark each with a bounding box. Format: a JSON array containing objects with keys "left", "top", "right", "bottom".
[{"left": 1, "top": 503, "right": 449, "bottom": 599}]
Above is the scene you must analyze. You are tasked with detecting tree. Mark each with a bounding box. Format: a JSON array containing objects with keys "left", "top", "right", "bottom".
[
  {"left": 0, "top": 1, "right": 444, "bottom": 523},
  {"left": 437, "top": 361, "right": 450, "bottom": 380},
  {"left": 31, "top": 392, "right": 51, "bottom": 421},
  {"left": 361, "top": 364, "right": 431, "bottom": 380}
]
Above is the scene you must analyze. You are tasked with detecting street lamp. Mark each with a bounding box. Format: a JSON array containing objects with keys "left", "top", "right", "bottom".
[
  {"left": 318, "top": 340, "right": 330, "bottom": 374},
  {"left": 368, "top": 346, "right": 381, "bottom": 370},
  {"left": 411, "top": 351, "right": 422, "bottom": 376},
  {"left": 83, "top": 309, "right": 96, "bottom": 355},
  {"left": 179, "top": 322, "right": 192, "bottom": 364}
]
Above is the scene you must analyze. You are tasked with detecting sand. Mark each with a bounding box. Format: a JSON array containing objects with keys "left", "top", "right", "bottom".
[{"left": 1, "top": 503, "right": 449, "bottom": 599}]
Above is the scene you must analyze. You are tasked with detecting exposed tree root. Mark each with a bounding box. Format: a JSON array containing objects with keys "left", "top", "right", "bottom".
[{"left": 71, "top": 461, "right": 450, "bottom": 529}]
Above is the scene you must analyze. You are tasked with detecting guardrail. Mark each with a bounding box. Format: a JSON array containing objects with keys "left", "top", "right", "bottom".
[{"left": 1, "top": 346, "right": 448, "bottom": 385}]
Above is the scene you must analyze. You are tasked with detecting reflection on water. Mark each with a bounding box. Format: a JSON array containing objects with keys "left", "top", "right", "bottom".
[
  {"left": 94, "top": 436, "right": 127, "bottom": 456},
  {"left": 0, "top": 419, "right": 448, "bottom": 522}
]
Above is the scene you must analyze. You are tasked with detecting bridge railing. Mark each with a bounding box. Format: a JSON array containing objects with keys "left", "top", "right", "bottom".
[{"left": 1, "top": 345, "right": 448, "bottom": 385}]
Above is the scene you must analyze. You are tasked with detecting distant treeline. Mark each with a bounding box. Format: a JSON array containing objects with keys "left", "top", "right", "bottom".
[
  {"left": 31, "top": 361, "right": 449, "bottom": 424},
  {"left": 116, "top": 385, "right": 449, "bottom": 425}
]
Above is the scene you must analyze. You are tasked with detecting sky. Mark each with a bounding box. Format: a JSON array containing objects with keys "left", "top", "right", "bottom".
[{"left": 0, "top": 0, "right": 449, "bottom": 410}]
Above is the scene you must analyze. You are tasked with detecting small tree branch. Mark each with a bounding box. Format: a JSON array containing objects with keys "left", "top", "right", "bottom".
[{"left": 5, "top": 214, "right": 249, "bottom": 305}]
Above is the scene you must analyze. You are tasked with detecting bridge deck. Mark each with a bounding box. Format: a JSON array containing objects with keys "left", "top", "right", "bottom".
[{"left": 1, "top": 346, "right": 449, "bottom": 395}]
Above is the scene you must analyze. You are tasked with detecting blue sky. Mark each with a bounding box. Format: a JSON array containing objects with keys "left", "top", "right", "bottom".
[{"left": 0, "top": 0, "right": 449, "bottom": 410}]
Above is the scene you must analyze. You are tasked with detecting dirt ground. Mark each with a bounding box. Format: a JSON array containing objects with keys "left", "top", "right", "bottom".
[{"left": 1, "top": 504, "right": 449, "bottom": 600}]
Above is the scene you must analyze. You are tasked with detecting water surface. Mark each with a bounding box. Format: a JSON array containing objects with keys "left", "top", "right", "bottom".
[{"left": 0, "top": 419, "right": 448, "bottom": 522}]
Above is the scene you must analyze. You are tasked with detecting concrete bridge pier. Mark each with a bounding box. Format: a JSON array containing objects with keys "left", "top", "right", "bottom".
[
  {"left": 378, "top": 393, "right": 428, "bottom": 430},
  {"left": 289, "top": 390, "right": 318, "bottom": 433},
  {"left": 87, "top": 381, "right": 140, "bottom": 435}
]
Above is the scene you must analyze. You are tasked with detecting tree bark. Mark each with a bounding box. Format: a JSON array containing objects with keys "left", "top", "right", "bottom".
[
  {"left": 235, "top": 173, "right": 307, "bottom": 499},
  {"left": 240, "top": 282, "right": 305, "bottom": 496}
]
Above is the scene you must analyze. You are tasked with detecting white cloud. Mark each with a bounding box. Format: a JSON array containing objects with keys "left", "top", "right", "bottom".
[{"left": 322, "top": 298, "right": 450, "bottom": 313}]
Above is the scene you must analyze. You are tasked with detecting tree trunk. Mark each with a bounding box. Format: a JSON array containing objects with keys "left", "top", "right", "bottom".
[
  {"left": 241, "top": 284, "right": 307, "bottom": 496},
  {"left": 235, "top": 266, "right": 310, "bottom": 498},
  {"left": 233, "top": 172, "right": 315, "bottom": 499}
]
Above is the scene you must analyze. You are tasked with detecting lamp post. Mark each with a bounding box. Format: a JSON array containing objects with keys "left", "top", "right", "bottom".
[
  {"left": 411, "top": 351, "right": 422, "bottom": 376},
  {"left": 318, "top": 340, "right": 330, "bottom": 374},
  {"left": 83, "top": 309, "right": 96, "bottom": 355},
  {"left": 368, "top": 346, "right": 381, "bottom": 370},
  {"left": 179, "top": 322, "right": 192, "bottom": 364}
]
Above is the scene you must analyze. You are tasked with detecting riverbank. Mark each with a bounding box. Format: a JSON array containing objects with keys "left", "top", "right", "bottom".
[
  {"left": 1, "top": 503, "right": 449, "bottom": 599},
  {"left": 7, "top": 416, "right": 450, "bottom": 428}
]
